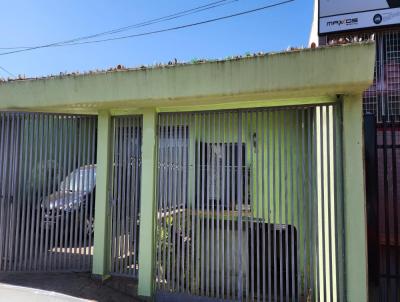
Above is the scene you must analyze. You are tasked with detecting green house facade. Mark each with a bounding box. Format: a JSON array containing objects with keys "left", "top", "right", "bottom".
[{"left": 0, "top": 42, "right": 375, "bottom": 302}]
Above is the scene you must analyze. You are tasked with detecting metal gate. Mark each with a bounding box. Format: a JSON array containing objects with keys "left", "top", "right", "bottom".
[
  {"left": 109, "top": 115, "right": 142, "bottom": 277},
  {"left": 357, "top": 30, "right": 400, "bottom": 302},
  {"left": 0, "top": 112, "right": 97, "bottom": 272},
  {"left": 155, "top": 105, "right": 345, "bottom": 301},
  {"left": 365, "top": 115, "right": 400, "bottom": 302}
]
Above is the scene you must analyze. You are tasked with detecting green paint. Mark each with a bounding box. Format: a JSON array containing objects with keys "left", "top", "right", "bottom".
[
  {"left": 92, "top": 110, "right": 112, "bottom": 277},
  {"left": 342, "top": 94, "right": 368, "bottom": 302},
  {"left": 0, "top": 44, "right": 376, "bottom": 298},
  {"left": 138, "top": 109, "right": 157, "bottom": 297},
  {"left": 0, "top": 43, "right": 375, "bottom": 114}
]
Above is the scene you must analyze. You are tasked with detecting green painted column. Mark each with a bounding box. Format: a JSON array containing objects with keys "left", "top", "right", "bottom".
[
  {"left": 342, "top": 94, "right": 368, "bottom": 302},
  {"left": 138, "top": 109, "right": 157, "bottom": 297},
  {"left": 92, "top": 110, "right": 112, "bottom": 278}
]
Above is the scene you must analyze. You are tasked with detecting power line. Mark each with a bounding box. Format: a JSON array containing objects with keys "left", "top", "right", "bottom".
[
  {"left": 0, "top": 66, "right": 15, "bottom": 77},
  {"left": 0, "top": 0, "right": 237, "bottom": 51},
  {"left": 0, "top": 0, "right": 294, "bottom": 57}
]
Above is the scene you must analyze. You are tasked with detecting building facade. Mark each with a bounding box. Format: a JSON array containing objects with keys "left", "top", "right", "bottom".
[{"left": 0, "top": 43, "right": 374, "bottom": 301}]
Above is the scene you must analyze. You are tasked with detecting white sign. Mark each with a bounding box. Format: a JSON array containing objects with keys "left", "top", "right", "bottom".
[{"left": 319, "top": 0, "right": 400, "bottom": 34}]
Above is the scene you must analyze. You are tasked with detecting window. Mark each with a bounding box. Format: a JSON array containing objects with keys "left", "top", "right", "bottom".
[{"left": 195, "top": 142, "right": 250, "bottom": 210}]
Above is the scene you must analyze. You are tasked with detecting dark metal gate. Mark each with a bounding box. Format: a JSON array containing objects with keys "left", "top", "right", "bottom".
[
  {"left": 154, "top": 105, "right": 345, "bottom": 302},
  {"left": 0, "top": 112, "right": 97, "bottom": 272},
  {"left": 109, "top": 115, "right": 142, "bottom": 277},
  {"left": 365, "top": 114, "right": 400, "bottom": 301},
  {"left": 358, "top": 30, "right": 400, "bottom": 302}
]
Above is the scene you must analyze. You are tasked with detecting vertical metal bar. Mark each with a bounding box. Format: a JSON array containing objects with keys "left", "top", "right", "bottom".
[
  {"left": 61, "top": 115, "right": 70, "bottom": 269},
  {"left": 382, "top": 113, "right": 391, "bottom": 300},
  {"left": 129, "top": 116, "right": 135, "bottom": 275},
  {"left": 130, "top": 116, "right": 137, "bottom": 276},
  {"left": 166, "top": 113, "right": 172, "bottom": 289},
  {"left": 4, "top": 113, "right": 14, "bottom": 272},
  {"left": 283, "top": 110, "right": 289, "bottom": 301},
  {"left": 260, "top": 110, "right": 266, "bottom": 302},
  {"left": 4, "top": 113, "right": 15, "bottom": 271},
  {"left": 291, "top": 109, "right": 296, "bottom": 300},
  {"left": 227, "top": 112, "right": 235, "bottom": 299},
  {"left": 182, "top": 113, "right": 188, "bottom": 291},
  {"left": 320, "top": 107, "right": 327, "bottom": 302},
  {"left": 165, "top": 114, "right": 172, "bottom": 290},
  {"left": 89, "top": 116, "right": 96, "bottom": 268},
  {"left": 266, "top": 110, "right": 272, "bottom": 302},
  {"left": 278, "top": 109, "right": 284, "bottom": 302},
  {"left": 176, "top": 114, "right": 182, "bottom": 292},
  {"left": 221, "top": 112, "right": 226, "bottom": 299},
  {"left": 255, "top": 111, "right": 260, "bottom": 302},
  {"left": 211, "top": 112, "right": 215, "bottom": 297},
  {"left": 313, "top": 107, "right": 320, "bottom": 301},
  {"left": 161, "top": 114, "right": 168, "bottom": 286},
  {"left": 204, "top": 112, "right": 208, "bottom": 296},
  {"left": 156, "top": 114, "right": 162, "bottom": 283},
  {"left": 244, "top": 111, "right": 249, "bottom": 301},
  {"left": 38, "top": 114, "right": 49, "bottom": 271},
  {"left": 307, "top": 108, "right": 314, "bottom": 301},
  {"left": 2, "top": 113, "right": 10, "bottom": 271},
  {"left": 53, "top": 115, "right": 62, "bottom": 270},
  {"left": 125, "top": 116, "right": 133, "bottom": 275},
  {"left": 326, "top": 106, "right": 334, "bottom": 302},
  {"left": 133, "top": 115, "right": 140, "bottom": 276},
  {"left": 247, "top": 111, "right": 254, "bottom": 301},
  {"left": 184, "top": 114, "right": 189, "bottom": 292},
  {"left": 119, "top": 117, "right": 125, "bottom": 274},
  {"left": 120, "top": 117, "right": 128, "bottom": 274},
  {"left": 73, "top": 117, "right": 82, "bottom": 270},
  {"left": 1, "top": 112, "right": 11, "bottom": 272},
  {"left": 116, "top": 117, "right": 123, "bottom": 274},
  {"left": 136, "top": 116, "right": 142, "bottom": 274},
  {"left": 294, "top": 109, "right": 301, "bottom": 302},
  {"left": 111, "top": 116, "right": 117, "bottom": 273},
  {"left": 29, "top": 114, "right": 39, "bottom": 270},
  {"left": 190, "top": 113, "right": 196, "bottom": 295},
  {"left": 85, "top": 117, "right": 94, "bottom": 269},
  {"left": 21, "top": 114, "right": 31, "bottom": 271},
  {"left": 200, "top": 113, "right": 206, "bottom": 296},
  {"left": 333, "top": 105, "right": 344, "bottom": 301},
  {"left": 44, "top": 114, "right": 54, "bottom": 271},
  {"left": 0, "top": 112, "right": 5, "bottom": 271},
  {"left": 273, "top": 110, "right": 278, "bottom": 302},
  {"left": 67, "top": 116, "right": 77, "bottom": 267},
  {"left": 171, "top": 113, "right": 177, "bottom": 292},
  {"left": 301, "top": 109, "right": 308, "bottom": 299},
  {"left": 32, "top": 114, "right": 43, "bottom": 271},
  {"left": 79, "top": 117, "right": 88, "bottom": 270},
  {"left": 195, "top": 113, "right": 201, "bottom": 295},
  {"left": 216, "top": 112, "right": 220, "bottom": 298},
  {"left": 13, "top": 114, "right": 24, "bottom": 271},
  {"left": 115, "top": 116, "right": 121, "bottom": 273},
  {"left": 390, "top": 114, "right": 399, "bottom": 302},
  {"left": 69, "top": 117, "right": 78, "bottom": 268},
  {"left": 237, "top": 111, "right": 243, "bottom": 301}
]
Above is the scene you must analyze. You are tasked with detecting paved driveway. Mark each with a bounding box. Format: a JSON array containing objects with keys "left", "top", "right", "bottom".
[{"left": 0, "top": 272, "right": 141, "bottom": 302}]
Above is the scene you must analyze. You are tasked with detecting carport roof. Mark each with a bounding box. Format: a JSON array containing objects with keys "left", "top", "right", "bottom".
[{"left": 0, "top": 42, "right": 375, "bottom": 114}]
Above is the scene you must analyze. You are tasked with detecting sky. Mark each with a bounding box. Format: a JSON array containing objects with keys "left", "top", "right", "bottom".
[{"left": 0, "top": 0, "right": 314, "bottom": 78}]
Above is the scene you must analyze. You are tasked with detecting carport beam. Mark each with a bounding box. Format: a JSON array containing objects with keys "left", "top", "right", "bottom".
[
  {"left": 138, "top": 109, "right": 157, "bottom": 297},
  {"left": 93, "top": 110, "right": 112, "bottom": 278}
]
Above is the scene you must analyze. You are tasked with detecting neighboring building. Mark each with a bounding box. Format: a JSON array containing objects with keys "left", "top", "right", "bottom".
[
  {"left": 312, "top": 1, "right": 400, "bottom": 301},
  {"left": 0, "top": 43, "right": 374, "bottom": 301}
]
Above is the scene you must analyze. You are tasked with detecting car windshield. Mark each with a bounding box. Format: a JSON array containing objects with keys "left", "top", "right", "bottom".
[{"left": 59, "top": 166, "right": 96, "bottom": 193}]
